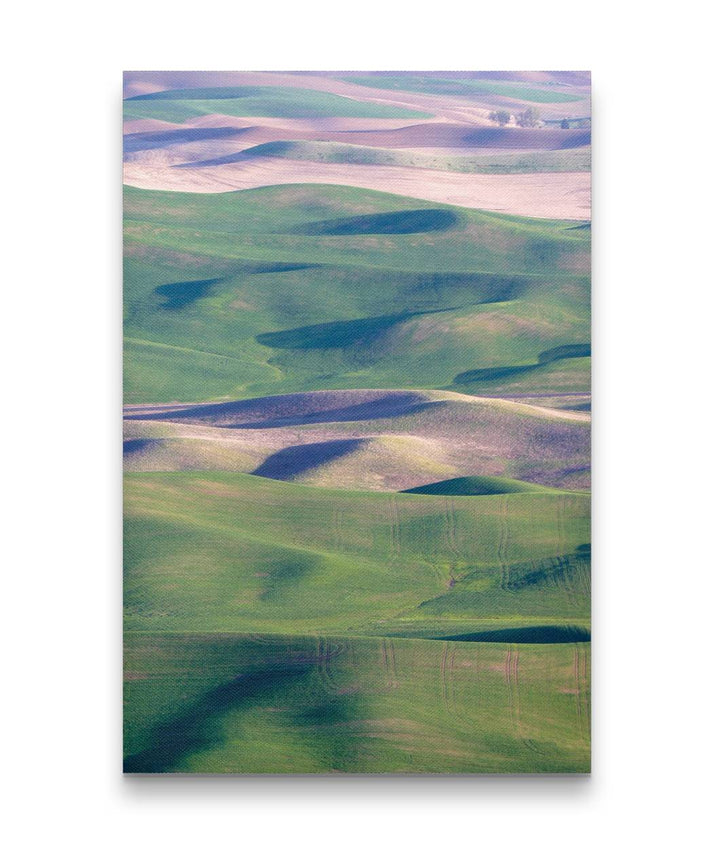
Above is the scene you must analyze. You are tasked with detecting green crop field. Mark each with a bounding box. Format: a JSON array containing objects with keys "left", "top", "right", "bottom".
[
  {"left": 187, "top": 140, "right": 591, "bottom": 174},
  {"left": 125, "top": 472, "right": 589, "bottom": 772},
  {"left": 401, "top": 474, "right": 557, "bottom": 495},
  {"left": 343, "top": 75, "right": 586, "bottom": 104},
  {"left": 124, "top": 86, "right": 430, "bottom": 122},
  {"left": 123, "top": 71, "right": 591, "bottom": 774},
  {"left": 124, "top": 184, "right": 590, "bottom": 404},
  {"left": 124, "top": 633, "right": 589, "bottom": 774},
  {"left": 125, "top": 472, "right": 589, "bottom": 634}
]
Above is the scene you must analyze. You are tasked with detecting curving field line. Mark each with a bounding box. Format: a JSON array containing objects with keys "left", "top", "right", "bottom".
[
  {"left": 123, "top": 388, "right": 590, "bottom": 426},
  {"left": 123, "top": 388, "right": 591, "bottom": 490},
  {"left": 123, "top": 156, "right": 591, "bottom": 220}
]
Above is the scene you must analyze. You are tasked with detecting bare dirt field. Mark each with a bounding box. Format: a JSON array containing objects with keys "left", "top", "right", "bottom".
[
  {"left": 123, "top": 71, "right": 591, "bottom": 220},
  {"left": 123, "top": 70, "right": 591, "bottom": 125},
  {"left": 124, "top": 389, "right": 590, "bottom": 490},
  {"left": 126, "top": 117, "right": 591, "bottom": 151},
  {"left": 123, "top": 70, "right": 497, "bottom": 125},
  {"left": 123, "top": 155, "right": 590, "bottom": 220}
]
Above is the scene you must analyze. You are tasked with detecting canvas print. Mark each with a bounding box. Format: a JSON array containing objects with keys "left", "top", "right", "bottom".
[{"left": 123, "top": 71, "right": 591, "bottom": 774}]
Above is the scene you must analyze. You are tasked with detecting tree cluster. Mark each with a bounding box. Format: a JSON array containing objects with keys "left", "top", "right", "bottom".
[
  {"left": 516, "top": 107, "right": 540, "bottom": 128},
  {"left": 488, "top": 106, "right": 542, "bottom": 128},
  {"left": 488, "top": 110, "right": 510, "bottom": 126}
]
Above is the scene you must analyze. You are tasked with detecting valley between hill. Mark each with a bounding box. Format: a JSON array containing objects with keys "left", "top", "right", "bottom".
[{"left": 123, "top": 70, "right": 591, "bottom": 774}]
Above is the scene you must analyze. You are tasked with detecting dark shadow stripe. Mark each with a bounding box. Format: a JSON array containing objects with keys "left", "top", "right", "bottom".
[
  {"left": 252, "top": 439, "right": 365, "bottom": 480},
  {"left": 427, "top": 625, "right": 590, "bottom": 644}
]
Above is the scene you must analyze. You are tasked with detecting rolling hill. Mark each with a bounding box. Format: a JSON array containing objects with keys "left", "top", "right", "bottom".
[
  {"left": 176, "top": 139, "right": 591, "bottom": 174},
  {"left": 125, "top": 471, "right": 590, "bottom": 635},
  {"left": 342, "top": 74, "right": 586, "bottom": 104},
  {"left": 123, "top": 71, "right": 591, "bottom": 774},
  {"left": 124, "top": 183, "right": 590, "bottom": 404},
  {"left": 124, "top": 85, "right": 431, "bottom": 122},
  {"left": 124, "top": 388, "right": 590, "bottom": 490},
  {"left": 124, "top": 471, "right": 590, "bottom": 772},
  {"left": 124, "top": 632, "right": 589, "bottom": 774}
]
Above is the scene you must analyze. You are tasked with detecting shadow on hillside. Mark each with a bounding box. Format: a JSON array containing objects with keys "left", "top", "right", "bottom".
[
  {"left": 256, "top": 275, "right": 524, "bottom": 351},
  {"left": 290, "top": 209, "right": 459, "bottom": 236},
  {"left": 125, "top": 392, "right": 441, "bottom": 429},
  {"left": 257, "top": 313, "right": 413, "bottom": 350},
  {"left": 175, "top": 141, "right": 296, "bottom": 168},
  {"left": 123, "top": 438, "right": 160, "bottom": 456},
  {"left": 402, "top": 476, "right": 539, "bottom": 497},
  {"left": 252, "top": 439, "right": 364, "bottom": 480},
  {"left": 154, "top": 263, "right": 320, "bottom": 310},
  {"left": 124, "top": 667, "right": 307, "bottom": 772},
  {"left": 461, "top": 127, "right": 591, "bottom": 150},
  {"left": 454, "top": 343, "right": 591, "bottom": 385},
  {"left": 336, "top": 124, "right": 591, "bottom": 150},
  {"left": 238, "top": 396, "right": 441, "bottom": 429},
  {"left": 155, "top": 278, "right": 225, "bottom": 309},
  {"left": 124, "top": 126, "right": 253, "bottom": 155},
  {"left": 431, "top": 625, "right": 590, "bottom": 644},
  {"left": 127, "top": 86, "right": 265, "bottom": 102},
  {"left": 124, "top": 641, "right": 364, "bottom": 773}
]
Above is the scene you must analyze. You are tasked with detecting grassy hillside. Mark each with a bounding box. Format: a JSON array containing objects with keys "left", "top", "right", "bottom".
[
  {"left": 402, "top": 475, "right": 554, "bottom": 495},
  {"left": 124, "top": 471, "right": 590, "bottom": 635},
  {"left": 124, "top": 184, "right": 590, "bottom": 403},
  {"left": 343, "top": 75, "right": 585, "bottom": 104},
  {"left": 183, "top": 139, "right": 591, "bottom": 173},
  {"left": 123, "top": 102, "right": 591, "bottom": 773},
  {"left": 124, "top": 86, "right": 431, "bottom": 122},
  {"left": 124, "top": 632, "right": 590, "bottom": 773},
  {"left": 124, "top": 389, "right": 590, "bottom": 490},
  {"left": 124, "top": 471, "right": 590, "bottom": 771}
]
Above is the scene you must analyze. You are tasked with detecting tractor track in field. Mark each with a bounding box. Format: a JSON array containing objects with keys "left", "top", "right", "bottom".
[
  {"left": 505, "top": 647, "right": 522, "bottom": 735},
  {"left": 314, "top": 636, "right": 346, "bottom": 693},
  {"left": 444, "top": 497, "right": 461, "bottom": 560},
  {"left": 448, "top": 645, "right": 459, "bottom": 717},
  {"left": 573, "top": 647, "right": 583, "bottom": 732},
  {"left": 498, "top": 497, "right": 511, "bottom": 590},
  {"left": 556, "top": 496, "right": 565, "bottom": 559},
  {"left": 574, "top": 645, "right": 591, "bottom": 737},
  {"left": 380, "top": 638, "right": 399, "bottom": 688},
  {"left": 440, "top": 642, "right": 450, "bottom": 710}
]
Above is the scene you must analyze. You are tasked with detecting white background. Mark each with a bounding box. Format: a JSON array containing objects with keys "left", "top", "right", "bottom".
[{"left": 4, "top": 2, "right": 718, "bottom": 853}]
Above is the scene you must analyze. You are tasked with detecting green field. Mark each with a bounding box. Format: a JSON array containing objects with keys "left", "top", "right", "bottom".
[
  {"left": 125, "top": 472, "right": 589, "bottom": 634},
  {"left": 124, "top": 74, "right": 590, "bottom": 773},
  {"left": 401, "top": 474, "right": 557, "bottom": 496},
  {"left": 124, "top": 86, "right": 430, "bottom": 122},
  {"left": 124, "top": 184, "right": 590, "bottom": 403},
  {"left": 125, "top": 472, "right": 589, "bottom": 772},
  {"left": 125, "top": 633, "right": 589, "bottom": 774},
  {"left": 343, "top": 75, "right": 586, "bottom": 104},
  {"left": 186, "top": 139, "right": 591, "bottom": 174}
]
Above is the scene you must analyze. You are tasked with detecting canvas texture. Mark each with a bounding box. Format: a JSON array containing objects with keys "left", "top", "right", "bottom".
[{"left": 123, "top": 70, "right": 591, "bottom": 774}]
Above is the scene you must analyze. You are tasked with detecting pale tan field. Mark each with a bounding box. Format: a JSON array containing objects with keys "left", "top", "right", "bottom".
[
  {"left": 125, "top": 117, "right": 590, "bottom": 151},
  {"left": 123, "top": 70, "right": 591, "bottom": 220},
  {"left": 124, "top": 72, "right": 590, "bottom": 220},
  {"left": 124, "top": 389, "right": 590, "bottom": 490},
  {"left": 123, "top": 69, "right": 591, "bottom": 123},
  {"left": 123, "top": 70, "right": 498, "bottom": 125},
  {"left": 123, "top": 155, "right": 590, "bottom": 219}
]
